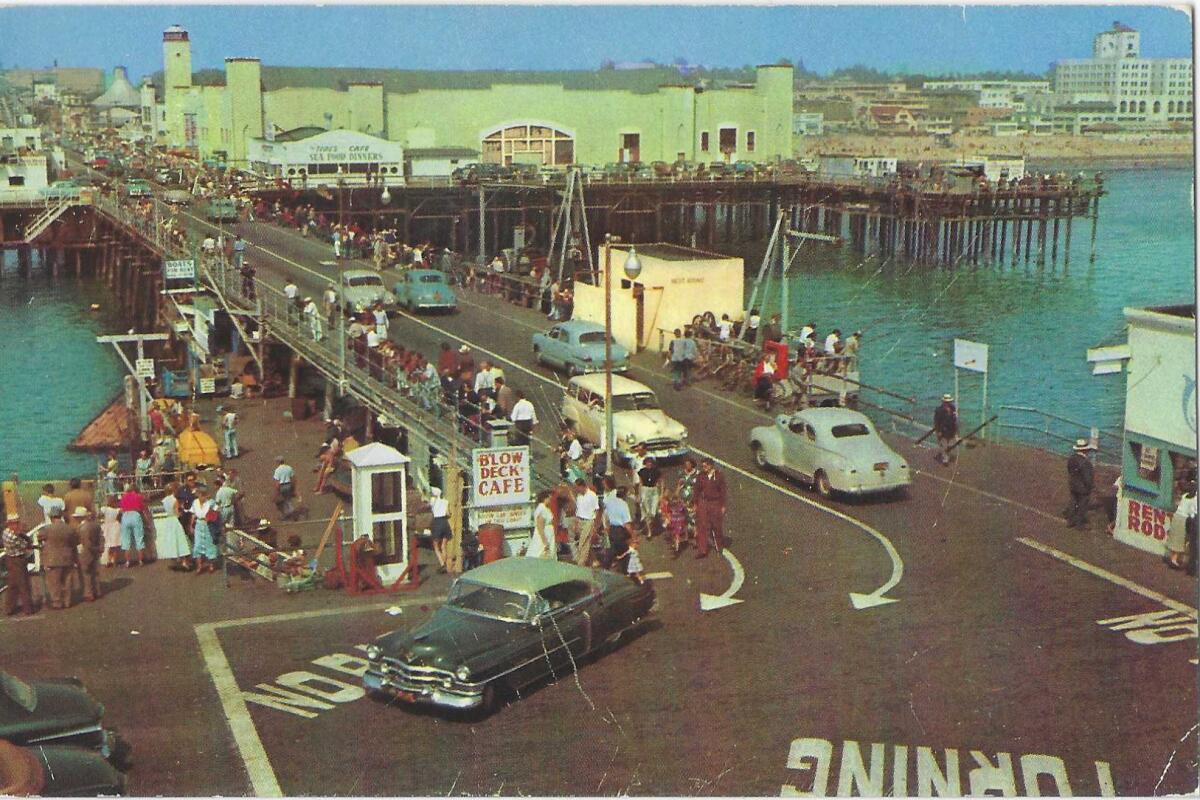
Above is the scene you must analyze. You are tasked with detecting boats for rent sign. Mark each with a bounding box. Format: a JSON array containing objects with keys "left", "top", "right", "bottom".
[{"left": 471, "top": 446, "right": 531, "bottom": 508}]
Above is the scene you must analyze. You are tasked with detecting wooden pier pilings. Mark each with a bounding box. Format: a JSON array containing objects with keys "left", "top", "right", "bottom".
[{"left": 249, "top": 172, "right": 1103, "bottom": 269}]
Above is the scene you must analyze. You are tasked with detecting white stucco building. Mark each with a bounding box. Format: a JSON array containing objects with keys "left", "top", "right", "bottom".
[
  {"left": 247, "top": 127, "right": 405, "bottom": 186},
  {"left": 1111, "top": 304, "right": 1197, "bottom": 556}
]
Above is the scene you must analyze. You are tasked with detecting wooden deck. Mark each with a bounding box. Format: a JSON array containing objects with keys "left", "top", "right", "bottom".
[{"left": 69, "top": 395, "right": 130, "bottom": 452}]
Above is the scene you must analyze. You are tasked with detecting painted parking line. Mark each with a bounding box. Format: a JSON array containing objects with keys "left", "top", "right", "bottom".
[
  {"left": 195, "top": 597, "right": 440, "bottom": 797},
  {"left": 1016, "top": 536, "right": 1197, "bottom": 618}
]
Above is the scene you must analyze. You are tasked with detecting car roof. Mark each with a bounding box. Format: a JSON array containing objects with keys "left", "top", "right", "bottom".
[
  {"left": 795, "top": 407, "right": 873, "bottom": 427},
  {"left": 406, "top": 269, "right": 447, "bottom": 278},
  {"left": 342, "top": 269, "right": 382, "bottom": 279},
  {"left": 569, "top": 372, "right": 649, "bottom": 395},
  {"left": 554, "top": 320, "right": 605, "bottom": 335},
  {"left": 461, "top": 558, "right": 600, "bottom": 594}
]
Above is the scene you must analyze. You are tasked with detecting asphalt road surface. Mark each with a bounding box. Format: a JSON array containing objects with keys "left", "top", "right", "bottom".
[{"left": 29, "top": 181, "right": 1195, "bottom": 796}]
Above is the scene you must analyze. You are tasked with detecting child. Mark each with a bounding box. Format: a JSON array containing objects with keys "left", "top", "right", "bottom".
[{"left": 619, "top": 532, "right": 645, "bottom": 584}]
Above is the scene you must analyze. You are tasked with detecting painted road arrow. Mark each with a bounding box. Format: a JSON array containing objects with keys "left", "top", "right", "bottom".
[{"left": 700, "top": 549, "right": 745, "bottom": 611}]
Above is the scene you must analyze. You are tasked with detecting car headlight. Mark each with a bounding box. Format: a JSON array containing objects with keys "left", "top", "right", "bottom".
[
  {"left": 366, "top": 645, "right": 381, "bottom": 661},
  {"left": 455, "top": 665, "right": 471, "bottom": 681}
]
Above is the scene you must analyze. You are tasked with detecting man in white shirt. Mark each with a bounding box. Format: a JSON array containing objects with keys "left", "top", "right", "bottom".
[
  {"left": 571, "top": 478, "right": 599, "bottom": 564},
  {"left": 201, "top": 235, "right": 216, "bottom": 256},
  {"left": 366, "top": 327, "right": 381, "bottom": 349},
  {"left": 824, "top": 328, "right": 841, "bottom": 355},
  {"left": 322, "top": 283, "right": 338, "bottom": 325},
  {"left": 284, "top": 279, "right": 300, "bottom": 323},
  {"left": 473, "top": 360, "right": 498, "bottom": 396},
  {"left": 509, "top": 391, "right": 537, "bottom": 446},
  {"left": 303, "top": 297, "right": 323, "bottom": 342},
  {"left": 372, "top": 304, "right": 389, "bottom": 339},
  {"left": 717, "top": 314, "right": 733, "bottom": 342},
  {"left": 799, "top": 322, "right": 815, "bottom": 345},
  {"left": 37, "top": 484, "right": 66, "bottom": 525},
  {"left": 273, "top": 457, "right": 298, "bottom": 518},
  {"left": 220, "top": 410, "right": 239, "bottom": 458}
]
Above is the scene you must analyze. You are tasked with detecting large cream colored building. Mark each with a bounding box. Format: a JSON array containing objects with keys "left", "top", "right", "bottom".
[{"left": 157, "top": 25, "right": 794, "bottom": 169}]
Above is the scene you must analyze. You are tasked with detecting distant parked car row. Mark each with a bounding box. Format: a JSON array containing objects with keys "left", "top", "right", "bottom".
[{"left": 451, "top": 159, "right": 814, "bottom": 185}]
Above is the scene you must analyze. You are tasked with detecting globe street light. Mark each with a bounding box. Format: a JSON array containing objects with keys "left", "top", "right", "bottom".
[{"left": 604, "top": 234, "right": 642, "bottom": 476}]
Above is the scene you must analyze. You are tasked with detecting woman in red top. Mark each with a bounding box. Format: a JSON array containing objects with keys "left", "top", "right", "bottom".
[
  {"left": 117, "top": 483, "right": 151, "bottom": 567},
  {"left": 753, "top": 351, "right": 779, "bottom": 410}
]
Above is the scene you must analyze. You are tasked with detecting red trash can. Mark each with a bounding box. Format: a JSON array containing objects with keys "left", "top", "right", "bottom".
[{"left": 477, "top": 524, "right": 506, "bottom": 564}]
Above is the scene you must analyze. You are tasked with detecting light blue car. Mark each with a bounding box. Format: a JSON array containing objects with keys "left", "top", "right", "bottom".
[
  {"left": 532, "top": 319, "right": 630, "bottom": 375},
  {"left": 393, "top": 269, "right": 457, "bottom": 313}
]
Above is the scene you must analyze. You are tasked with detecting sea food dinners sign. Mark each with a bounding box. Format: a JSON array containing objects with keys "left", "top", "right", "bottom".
[{"left": 471, "top": 446, "right": 531, "bottom": 508}]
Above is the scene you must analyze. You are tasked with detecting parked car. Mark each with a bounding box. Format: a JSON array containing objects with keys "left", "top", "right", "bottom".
[
  {"left": 708, "top": 161, "right": 733, "bottom": 178},
  {"left": 0, "top": 740, "right": 127, "bottom": 796},
  {"left": 393, "top": 269, "right": 457, "bottom": 312},
  {"left": 0, "top": 671, "right": 124, "bottom": 766},
  {"left": 159, "top": 188, "right": 192, "bottom": 206},
  {"left": 122, "top": 179, "right": 153, "bottom": 199},
  {"left": 363, "top": 558, "right": 655, "bottom": 714},
  {"left": 748, "top": 407, "right": 910, "bottom": 498},
  {"left": 732, "top": 160, "right": 757, "bottom": 177},
  {"left": 533, "top": 320, "right": 630, "bottom": 375},
  {"left": 204, "top": 198, "right": 239, "bottom": 223},
  {"left": 561, "top": 372, "right": 688, "bottom": 462},
  {"left": 340, "top": 269, "right": 396, "bottom": 313}
]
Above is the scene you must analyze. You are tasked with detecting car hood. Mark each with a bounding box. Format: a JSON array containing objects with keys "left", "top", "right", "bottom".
[
  {"left": 0, "top": 680, "right": 104, "bottom": 744},
  {"left": 614, "top": 410, "right": 686, "bottom": 440},
  {"left": 374, "top": 608, "right": 521, "bottom": 671}
]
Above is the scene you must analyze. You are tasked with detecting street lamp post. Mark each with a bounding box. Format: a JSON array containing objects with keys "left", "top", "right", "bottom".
[{"left": 603, "top": 233, "right": 641, "bottom": 477}]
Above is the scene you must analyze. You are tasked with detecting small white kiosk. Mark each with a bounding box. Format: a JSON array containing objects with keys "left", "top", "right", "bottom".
[{"left": 346, "top": 442, "right": 411, "bottom": 582}]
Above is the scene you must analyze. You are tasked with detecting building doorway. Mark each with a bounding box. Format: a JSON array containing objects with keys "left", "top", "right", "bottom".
[
  {"left": 621, "top": 133, "right": 640, "bottom": 163},
  {"left": 481, "top": 124, "right": 575, "bottom": 166}
]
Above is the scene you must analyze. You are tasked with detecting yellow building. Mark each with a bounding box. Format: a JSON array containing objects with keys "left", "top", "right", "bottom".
[{"left": 157, "top": 26, "right": 794, "bottom": 169}]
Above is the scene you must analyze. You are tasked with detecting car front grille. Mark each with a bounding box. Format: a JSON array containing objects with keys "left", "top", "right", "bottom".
[
  {"left": 380, "top": 657, "right": 455, "bottom": 689},
  {"left": 641, "top": 438, "right": 684, "bottom": 451}
]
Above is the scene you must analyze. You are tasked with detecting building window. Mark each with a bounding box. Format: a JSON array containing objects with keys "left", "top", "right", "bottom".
[
  {"left": 8, "top": 176, "right": 25, "bottom": 187},
  {"left": 700, "top": 131, "right": 709, "bottom": 152},
  {"left": 718, "top": 127, "right": 737, "bottom": 156},
  {"left": 621, "top": 133, "right": 640, "bottom": 162},
  {"left": 1154, "top": 101, "right": 1161, "bottom": 114},
  {"left": 481, "top": 123, "right": 574, "bottom": 166},
  {"left": 746, "top": 131, "right": 755, "bottom": 152},
  {"left": 1120, "top": 101, "right": 1127, "bottom": 112},
  {"left": 1129, "top": 440, "right": 1162, "bottom": 490}
]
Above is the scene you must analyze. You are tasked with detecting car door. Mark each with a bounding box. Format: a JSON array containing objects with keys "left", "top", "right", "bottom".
[
  {"left": 394, "top": 273, "right": 408, "bottom": 305},
  {"left": 537, "top": 580, "right": 599, "bottom": 670},
  {"left": 790, "top": 419, "right": 820, "bottom": 481},
  {"left": 780, "top": 416, "right": 809, "bottom": 478},
  {"left": 541, "top": 327, "right": 563, "bottom": 367}
]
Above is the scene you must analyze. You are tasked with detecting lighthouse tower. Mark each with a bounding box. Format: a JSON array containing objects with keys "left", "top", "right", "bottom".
[{"left": 162, "top": 24, "right": 192, "bottom": 147}]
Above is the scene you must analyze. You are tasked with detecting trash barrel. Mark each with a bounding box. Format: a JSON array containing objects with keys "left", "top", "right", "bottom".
[{"left": 477, "top": 524, "right": 506, "bottom": 564}]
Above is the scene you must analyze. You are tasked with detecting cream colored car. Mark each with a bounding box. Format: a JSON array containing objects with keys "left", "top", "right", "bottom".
[{"left": 561, "top": 373, "right": 689, "bottom": 462}]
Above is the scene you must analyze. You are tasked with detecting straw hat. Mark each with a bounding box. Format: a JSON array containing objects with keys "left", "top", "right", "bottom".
[
  {"left": 1073, "top": 439, "right": 1092, "bottom": 452},
  {"left": 72, "top": 507, "right": 89, "bottom": 518},
  {"left": 6, "top": 512, "right": 20, "bottom": 522},
  {"left": 942, "top": 394, "right": 953, "bottom": 402}
]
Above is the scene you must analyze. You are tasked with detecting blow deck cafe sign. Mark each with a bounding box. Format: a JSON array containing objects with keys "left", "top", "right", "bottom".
[{"left": 471, "top": 446, "right": 531, "bottom": 508}]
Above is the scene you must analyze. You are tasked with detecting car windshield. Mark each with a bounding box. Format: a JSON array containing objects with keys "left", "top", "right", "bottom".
[
  {"left": 447, "top": 581, "right": 531, "bottom": 622},
  {"left": 612, "top": 392, "right": 660, "bottom": 412},
  {"left": 577, "top": 332, "right": 612, "bottom": 346},
  {"left": 0, "top": 673, "right": 36, "bottom": 712},
  {"left": 830, "top": 423, "right": 871, "bottom": 438},
  {"left": 347, "top": 275, "right": 383, "bottom": 288},
  {"left": 418, "top": 274, "right": 443, "bottom": 284}
]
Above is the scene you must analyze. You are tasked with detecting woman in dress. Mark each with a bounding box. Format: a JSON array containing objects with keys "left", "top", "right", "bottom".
[
  {"left": 189, "top": 487, "right": 220, "bottom": 574},
  {"left": 676, "top": 457, "right": 700, "bottom": 548},
  {"left": 99, "top": 494, "right": 122, "bottom": 567},
  {"left": 155, "top": 482, "right": 193, "bottom": 570},
  {"left": 526, "top": 490, "right": 554, "bottom": 559}
]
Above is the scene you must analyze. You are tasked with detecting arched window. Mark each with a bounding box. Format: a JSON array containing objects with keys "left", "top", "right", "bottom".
[
  {"left": 1139, "top": 100, "right": 1146, "bottom": 113},
  {"left": 1153, "top": 101, "right": 1161, "bottom": 114},
  {"left": 1168, "top": 101, "right": 1175, "bottom": 113},
  {"left": 1119, "top": 100, "right": 1127, "bottom": 112},
  {"left": 481, "top": 124, "right": 574, "bottom": 166}
]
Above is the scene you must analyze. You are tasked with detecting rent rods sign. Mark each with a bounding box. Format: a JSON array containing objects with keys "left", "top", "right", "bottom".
[{"left": 471, "top": 446, "right": 531, "bottom": 508}]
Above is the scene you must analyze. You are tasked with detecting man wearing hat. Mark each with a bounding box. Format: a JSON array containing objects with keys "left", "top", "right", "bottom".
[
  {"left": 1066, "top": 439, "right": 1096, "bottom": 529},
  {"left": 303, "top": 296, "right": 323, "bottom": 342},
  {"left": 71, "top": 507, "right": 105, "bottom": 602},
  {"left": 40, "top": 507, "right": 80, "bottom": 610},
  {"left": 3, "top": 513, "right": 36, "bottom": 615},
  {"left": 933, "top": 394, "right": 959, "bottom": 466}
]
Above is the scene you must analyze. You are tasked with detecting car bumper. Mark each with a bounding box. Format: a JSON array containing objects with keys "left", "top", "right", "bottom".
[
  {"left": 363, "top": 668, "right": 482, "bottom": 710},
  {"left": 622, "top": 442, "right": 689, "bottom": 461},
  {"left": 838, "top": 474, "right": 911, "bottom": 495},
  {"left": 412, "top": 301, "right": 457, "bottom": 310}
]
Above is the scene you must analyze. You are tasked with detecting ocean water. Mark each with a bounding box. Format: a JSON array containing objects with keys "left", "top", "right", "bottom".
[
  {"left": 743, "top": 166, "right": 1196, "bottom": 450},
  {"left": 0, "top": 167, "right": 1193, "bottom": 476},
  {"left": 0, "top": 257, "right": 125, "bottom": 480}
]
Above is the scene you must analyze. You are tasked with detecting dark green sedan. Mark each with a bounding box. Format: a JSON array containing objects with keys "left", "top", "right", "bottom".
[{"left": 364, "top": 559, "right": 655, "bottom": 713}]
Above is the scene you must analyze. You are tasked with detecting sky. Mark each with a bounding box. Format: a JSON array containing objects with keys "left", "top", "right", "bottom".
[{"left": 0, "top": 4, "right": 1193, "bottom": 81}]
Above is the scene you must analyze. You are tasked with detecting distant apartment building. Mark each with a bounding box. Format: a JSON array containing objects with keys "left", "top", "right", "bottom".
[
  {"left": 1052, "top": 22, "right": 1193, "bottom": 128},
  {"left": 923, "top": 79, "right": 1050, "bottom": 109}
]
